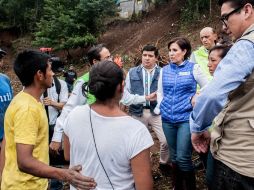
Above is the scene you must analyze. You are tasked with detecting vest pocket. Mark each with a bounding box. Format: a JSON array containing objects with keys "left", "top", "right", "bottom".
[{"left": 248, "top": 119, "right": 254, "bottom": 130}]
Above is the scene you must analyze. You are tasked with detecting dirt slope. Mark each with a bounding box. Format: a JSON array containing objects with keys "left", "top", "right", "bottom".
[
  {"left": 99, "top": 0, "right": 220, "bottom": 58},
  {"left": 100, "top": 1, "right": 181, "bottom": 55}
]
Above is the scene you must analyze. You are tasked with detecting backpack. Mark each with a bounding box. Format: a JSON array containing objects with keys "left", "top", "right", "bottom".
[
  {"left": 43, "top": 76, "right": 61, "bottom": 119},
  {"left": 53, "top": 75, "right": 61, "bottom": 102}
]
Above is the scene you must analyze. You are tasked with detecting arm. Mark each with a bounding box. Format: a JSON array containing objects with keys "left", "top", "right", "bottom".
[
  {"left": 43, "top": 97, "right": 65, "bottom": 110},
  {"left": 120, "top": 72, "right": 146, "bottom": 106},
  {"left": 189, "top": 52, "right": 196, "bottom": 63},
  {"left": 131, "top": 148, "right": 153, "bottom": 190},
  {"left": 154, "top": 69, "right": 163, "bottom": 114},
  {"left": 16, "top": 143, "right": 96, "bottom": 189},
  {"left": 193, "top": 64, "right": 208, "bottom": 88},
  {"left": 63, "top": 133, "right": 70, "bottom": 161},
  {"left": 44, "top": 80, "right": 69, "bottom": 111},
  {"left": 51, "top": 80, "right": 87, "bottom": 143},
  {"left": 190, "top": 40, "right": 254, "bottom": 133}
]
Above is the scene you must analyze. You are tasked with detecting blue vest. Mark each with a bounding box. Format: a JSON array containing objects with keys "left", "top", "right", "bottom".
[
  {"left": 0, "top": 74, "right": 13, "bottom": 140},
  {"left": 160, "top": 61, "right": 196, "bottom": 123},
  {"left": 129, "top": 65, "right": 160, "bottom": 117}
]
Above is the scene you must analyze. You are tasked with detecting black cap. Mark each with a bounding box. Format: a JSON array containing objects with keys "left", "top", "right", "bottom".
[{"left": 0, "top": 49, "right": 7, "bottom": 59}]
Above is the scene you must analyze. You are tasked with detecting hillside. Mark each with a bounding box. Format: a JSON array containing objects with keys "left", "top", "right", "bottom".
[
  {"left": 0, "top": 1, "right": 224, "bottom": 189},
  {"left": 99, "top": 0, "right": 221, "bottom": 60},
  {"left": 0, "top": 1, "right": 221, "bottom": 93}
]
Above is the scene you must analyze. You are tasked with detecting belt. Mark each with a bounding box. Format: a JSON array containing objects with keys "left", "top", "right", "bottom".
[{"left": 143, "top": 106, "right": 150, "bottom": 109}]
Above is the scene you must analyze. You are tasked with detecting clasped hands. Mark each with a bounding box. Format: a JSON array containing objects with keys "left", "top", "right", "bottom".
[{"left": 145, "top": 91, "right": 157, "bottom": 101}]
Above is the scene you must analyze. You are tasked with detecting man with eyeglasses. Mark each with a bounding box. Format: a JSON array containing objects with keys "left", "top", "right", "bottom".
[
  {"left": 190, "top": 0, "right": 254, "bottom": 189},
  {"left": 50, "top": 44, "right": 112, "bottom": 153}
]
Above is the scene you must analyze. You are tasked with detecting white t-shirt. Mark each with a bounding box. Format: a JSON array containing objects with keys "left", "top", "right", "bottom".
[{"left": 64, "top": 105, "right": 154, "bottom": 190}]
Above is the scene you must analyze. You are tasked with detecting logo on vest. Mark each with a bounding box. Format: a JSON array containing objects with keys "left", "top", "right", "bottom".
[
  {"left": 178, "top": 71, "right": 191, "bottom": 76},
  {"left": 0, "top": 92, "right": 12, "bottom": 103}
]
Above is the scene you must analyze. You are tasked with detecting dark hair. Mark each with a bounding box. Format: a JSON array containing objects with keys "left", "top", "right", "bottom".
[
  {"left": 85, "top": 60, "right": 124, "bottom": 101},
  {"left": 142, "top": 44, "right": 159, "bottom": 57},
  {"left": 218, "top": 0, "right": 254, "bottom": 7},
  {"left": 87, "top": 44, "right": 107, "bottom": 65},
  {"left": 14, "top": 50, "right": 50, "bottom": 87},
  {"left": 209, "top": 44, "right": 232, "bottom": 59},
  {"left": 168, "top": 37, "right": 192, "bottom": 60}
]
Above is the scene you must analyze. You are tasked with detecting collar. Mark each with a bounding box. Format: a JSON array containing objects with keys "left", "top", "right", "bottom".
[{"left": 140, "top": 64, "right": 158, "bottom": 71}]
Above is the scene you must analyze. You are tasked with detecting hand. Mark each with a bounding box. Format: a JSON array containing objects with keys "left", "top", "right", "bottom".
[
  {"left": 64, "top": 165, "right": 97, "bottom": 190},
  {"left": 49, "top": 141, "right": 61, "bottom": 155},
  {"left": 191, "top": 130, "right": 210, "bottom": 153},
  {"left": 43, "top": 97, "right": 54, "bottom": 106},
  {"left": 191, "top": 93, "right": 199, "bottom": 107},
  {"left": 146, "top": 92, "right": 157, "bottom": 101}
]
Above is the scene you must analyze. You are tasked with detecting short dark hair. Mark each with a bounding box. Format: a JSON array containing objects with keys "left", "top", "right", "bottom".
[
  {"left": 87, "top": 60, "right": 124, "bottom": 101},
  {"left": 14, "top": 50, "right": 50, "bottom": 87},
  {"left": 218, "top": 0, "right": 254, "bottom": 7},
  {"left": 167, "top": 37, "right": 192, "bottom": 60},
  {"left": 142, "top": 44, "right": 159, "bottom": 57},
  {"left": 209, "top": 44, "right": 232, "bottom": 59},
  {"left": 87, "top": 44, "right": 106, "bottom": 65}
]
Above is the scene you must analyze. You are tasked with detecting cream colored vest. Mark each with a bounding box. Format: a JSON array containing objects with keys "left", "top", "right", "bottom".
[{"left": 211, "top": 24, "right": 254, "bottom": 177}]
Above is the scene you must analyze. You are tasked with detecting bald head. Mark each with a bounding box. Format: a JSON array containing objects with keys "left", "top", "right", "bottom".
[{"left": 200, "top": 27, "right": 217, "bottom": 50}]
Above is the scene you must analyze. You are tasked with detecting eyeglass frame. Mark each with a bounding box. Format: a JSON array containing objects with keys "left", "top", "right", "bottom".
[{"left": 220, "top": 6, "right": 243, "bottom": 27}]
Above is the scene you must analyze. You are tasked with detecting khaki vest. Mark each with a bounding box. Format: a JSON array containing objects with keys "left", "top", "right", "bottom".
[{"left": 211, "top": 24, "right": 254, "bottom": 177}]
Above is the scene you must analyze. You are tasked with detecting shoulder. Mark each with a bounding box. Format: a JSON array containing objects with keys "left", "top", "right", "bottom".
[
  {"left": 162, "top": 64, "right": 171, "bottom": 71},
  {"left": 233, "top": 39, "right": 254, "bottom": 50},
  {"left": 76, "top": 72, "right": 89, "bottom": 83},
  {"left": 0, "top": 73, "right": 10, "bottom": 82},
  {"left": 122, "top": 117, "right": 148, "bottom": 133},
  {"left": 12, "top": 92, "right": 40, "bottom": 113},
  {"left": 129, "top": 66, "right": 138, "bottom": 73},
  {"left": 69, "top": 104, "right": 89, "bottom": 117},
  {"left": 58, "top": 79, "right": 67, "bottom": 86}
]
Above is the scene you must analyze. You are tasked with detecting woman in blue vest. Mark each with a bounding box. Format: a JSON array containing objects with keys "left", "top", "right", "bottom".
[{"left": 156, "top": 37, "right": 208, "bottom": 190}]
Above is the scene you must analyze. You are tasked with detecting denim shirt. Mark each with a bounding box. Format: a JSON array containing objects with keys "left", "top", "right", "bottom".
[{"left": 190, "top": 40, "right": 254, "bottom": 132}]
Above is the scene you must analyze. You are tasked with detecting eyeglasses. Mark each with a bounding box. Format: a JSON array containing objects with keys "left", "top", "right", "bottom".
[{"left": 220, "top": 6, "right": 243, "bottom": 27}]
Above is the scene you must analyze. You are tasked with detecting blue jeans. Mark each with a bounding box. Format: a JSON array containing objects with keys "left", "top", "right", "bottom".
[
  {"left": 162, "top": 121, "right": 193, "bottom": 171},
  {"left": 212, "top": 159, "right": 254, "bottom": 190}
]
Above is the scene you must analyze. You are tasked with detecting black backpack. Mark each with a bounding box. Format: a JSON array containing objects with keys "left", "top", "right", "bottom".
[{"left": 43, "top": 76, "right": 61, "bottom": 118}]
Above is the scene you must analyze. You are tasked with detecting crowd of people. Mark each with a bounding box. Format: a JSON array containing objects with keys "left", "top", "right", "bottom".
[{"left": 0, "top": 0, "right": 254, "bottom": 189}]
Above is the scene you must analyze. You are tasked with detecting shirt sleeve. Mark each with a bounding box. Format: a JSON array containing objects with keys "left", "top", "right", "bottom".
[
  {"left": 128, "top": 124, "right": 154, "bottom": 159},
  {"left": 120, "top": 72, "right": 146, "bottom": 106},
  {"left": 52, "top": 80, "right": 87, "bottom": 142},
  {"left": 154, "top": 69, "right": 163, "bottom": 115},
  {"left": 190, "top": 40, "right": 254, "bottom": 132},
  {"left": 193, "top": 64, "right": 208, "bottom": 88},
  {"left": 59, "top": 80, "right": 69, "bottom": 103},
  {"left": 189, "top": 52, "right": 196, "bottom": 63},
  {"left": 14, "top": 107, "right": 39, "bottom": 145}
]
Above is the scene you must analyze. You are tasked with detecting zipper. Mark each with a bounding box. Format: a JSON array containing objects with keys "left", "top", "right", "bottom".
[{"left": 172, "top": 66, "right": 178, "bottom": 121}]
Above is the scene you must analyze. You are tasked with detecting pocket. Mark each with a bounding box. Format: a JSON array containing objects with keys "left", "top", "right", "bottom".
[{"left": 248, "top": 119, "right": 254, "bottom": 130}]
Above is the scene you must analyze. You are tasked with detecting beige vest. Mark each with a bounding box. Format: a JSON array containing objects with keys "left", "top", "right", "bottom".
[{"left": 211, "top": 24, "right": 254, "bottom": 177}]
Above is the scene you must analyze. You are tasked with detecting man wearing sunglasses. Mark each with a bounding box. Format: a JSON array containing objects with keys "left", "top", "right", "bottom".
[{"left": 190, "top": 0, "right": 254, "bottom": 189}]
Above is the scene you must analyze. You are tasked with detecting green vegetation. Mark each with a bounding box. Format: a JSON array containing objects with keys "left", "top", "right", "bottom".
[
  {"left": 0, "top": 0, "right": 117, "bottom": 51},
  {"left": 181, "top": 0, "right": 210, "bottom": 23}
]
